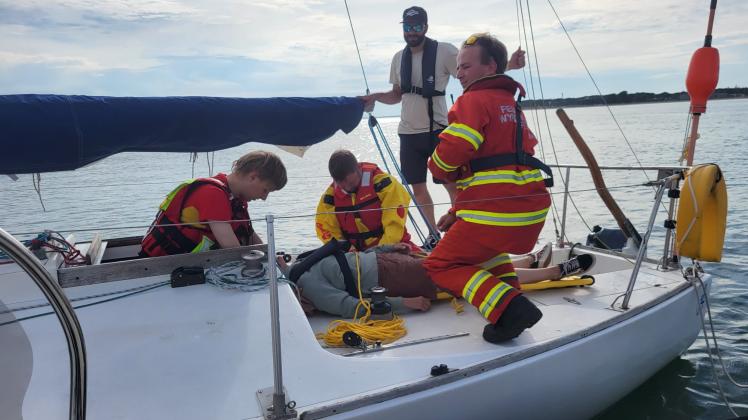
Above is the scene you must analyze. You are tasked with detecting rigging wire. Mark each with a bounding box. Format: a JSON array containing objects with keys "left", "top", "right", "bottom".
[
  {"left": 344, "top": 0, "right": 370, "bottom": 95},
  {"left": 515, "top": 0, "right": 562, "bottom": 242},
  {"left": 342, "top": 0, "right": 435, "bottom": 242},
  {"left": 518, "top": 0, "right": 593, "bottom": 234},
  {"left": 545, "top": 0, "right": 664, "bottom": 199}
]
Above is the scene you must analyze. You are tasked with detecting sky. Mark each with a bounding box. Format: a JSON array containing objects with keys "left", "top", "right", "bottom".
[{"left": 1, "top": 0, "right": 746, "bottom": 112}]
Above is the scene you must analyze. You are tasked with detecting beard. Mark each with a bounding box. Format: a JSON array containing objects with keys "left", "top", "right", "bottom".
[{"left": 404, "top": 33, "right": 425, "bottom": 48}]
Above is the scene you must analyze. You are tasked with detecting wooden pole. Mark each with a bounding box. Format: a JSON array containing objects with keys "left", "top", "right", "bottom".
[
  {"left": 556, "top": 108, "right": 642, "bottom": 246},
  {"left": 685, "top": 114, "right": 701, "bottom": 166}
]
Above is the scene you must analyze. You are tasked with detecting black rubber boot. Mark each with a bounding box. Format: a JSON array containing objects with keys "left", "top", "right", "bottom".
[{"left": 482, "top": 294, "right": 543, "bottom": 343}]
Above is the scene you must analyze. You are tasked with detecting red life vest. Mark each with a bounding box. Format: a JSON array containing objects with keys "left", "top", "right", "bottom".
[
  {"left": 140, "top": 176, "right": 253, "bottom": 257},
  {"left": 323, "top": 162, "right": 410, "bottom": 250}
]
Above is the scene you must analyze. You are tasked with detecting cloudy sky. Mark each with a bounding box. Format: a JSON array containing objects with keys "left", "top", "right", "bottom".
[{"left": 1, "top": 0, "right": 745, "bottom": 109}]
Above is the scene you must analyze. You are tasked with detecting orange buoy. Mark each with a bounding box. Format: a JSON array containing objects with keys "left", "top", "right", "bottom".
[{"left": 685, "top": 47, "right": 720, "bottom": 114}]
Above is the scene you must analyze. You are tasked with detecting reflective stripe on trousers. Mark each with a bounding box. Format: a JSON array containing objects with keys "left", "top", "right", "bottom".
[{"left": 461, "top": 269, "right": 516, "bottom": 321}]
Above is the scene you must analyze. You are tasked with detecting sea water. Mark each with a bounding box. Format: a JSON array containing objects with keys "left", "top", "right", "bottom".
[{"left": 1, "top": 99, "right": 746, "bottom": 418}]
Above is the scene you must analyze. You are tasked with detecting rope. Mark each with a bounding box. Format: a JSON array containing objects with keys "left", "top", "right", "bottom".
[
  {"left": 0, "top": 281, "right": 169, "bottom": 327},
  {"left": 205, "top": 261, "right": 273, "bottom": 292},
  {"left": 315, "top": 252, "right": 407, "bottom": 347},
  {"left": 691, "top": 272, "right": 744, "bottom": 417},
  {"left": 31, "top": 173, "right": 47, "bottom": 212},
  {"left": 1, "top": 280, "right": 170, "bottom": 314},
  {"left": 695, "top": 274, "right": 748, "bottom": 388}
]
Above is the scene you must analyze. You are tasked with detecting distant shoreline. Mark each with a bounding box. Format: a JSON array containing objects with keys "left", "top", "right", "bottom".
[
  {"left": 523, "top": 87, "right": 747, "bottom": 109},
  {"left": 372, "top": 88, "right": 747, "bottom": 118}
]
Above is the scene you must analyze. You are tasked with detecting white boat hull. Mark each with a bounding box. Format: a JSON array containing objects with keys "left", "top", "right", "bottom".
[{"left": 308, "top": 278, "right": 710, "bottom": 420}]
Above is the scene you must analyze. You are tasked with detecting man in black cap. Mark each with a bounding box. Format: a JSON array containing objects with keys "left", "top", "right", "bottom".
[{"left": 361, "top": 6, "right": 525, "bottom": 250}]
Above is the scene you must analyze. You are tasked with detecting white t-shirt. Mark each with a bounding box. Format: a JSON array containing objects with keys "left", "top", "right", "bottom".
[{"left": 389, "top": 41, "right": 459, "bottom": 135}]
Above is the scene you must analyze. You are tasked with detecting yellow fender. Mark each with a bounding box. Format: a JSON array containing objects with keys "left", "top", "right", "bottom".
[{"left": 676, "top": 164, "right": 728, "bottom": 262}]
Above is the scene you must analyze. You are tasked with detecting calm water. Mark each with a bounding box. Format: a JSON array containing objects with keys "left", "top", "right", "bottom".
[{"left": 1, "top": 99, "right": 747, "bottom": 418}]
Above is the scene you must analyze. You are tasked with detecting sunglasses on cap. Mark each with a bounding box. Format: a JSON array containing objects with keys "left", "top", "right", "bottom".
[
  {"left": 464, "top": 33, "right": 489, "bottom": 46},
  {"left": 403, "top": 23, "right": 425, "bottom": 33}
]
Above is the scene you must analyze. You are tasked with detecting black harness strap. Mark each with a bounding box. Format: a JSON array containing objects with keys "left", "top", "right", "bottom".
[
  {"left": 373, "top": 176, "right": 392, "bottom": 192},
  {"left": 334, "top": 197, "right": 380, "bottom": 213},
  {"left": 147, "top": 179, "right": 251, "bottom": 255},
  {"left": 289, "top": 239, "right": 359, "bottom": 297},
  {"left": 401, "top": 37, "right": 445, "bottom": 135},
  {"left": 467, "top": 96, "right": 554, "bottom": 187}
]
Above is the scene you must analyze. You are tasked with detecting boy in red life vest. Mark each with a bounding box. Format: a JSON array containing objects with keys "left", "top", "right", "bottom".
[
  {"left": 315, "top": 150, "right": 421, "bottom": 253},
  {"left": 140, "top": 150, "right": 287, "bottom": 257},
  {"left": 424, "top": 33, "right": 554, "bottom": 343}
]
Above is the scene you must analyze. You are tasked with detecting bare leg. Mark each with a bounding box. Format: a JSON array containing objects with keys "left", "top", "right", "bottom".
[
  {"left": 517, "top": 266, "right": 562, "bottom": 284},
  {"left": 511, "top": 255, "right": 534, "bottom": 269},
  {"left": 411, "top": 182, "right": 437, "bottom": 232}
]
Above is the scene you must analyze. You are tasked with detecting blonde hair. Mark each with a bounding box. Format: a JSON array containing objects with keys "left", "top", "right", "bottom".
[{"left": 232, "top": 150, "right": 287, "bottom": 190}]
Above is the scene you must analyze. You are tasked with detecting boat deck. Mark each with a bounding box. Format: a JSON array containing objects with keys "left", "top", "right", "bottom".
[{"left": 0, "top": 247, "right": 697, "bottom": 420}]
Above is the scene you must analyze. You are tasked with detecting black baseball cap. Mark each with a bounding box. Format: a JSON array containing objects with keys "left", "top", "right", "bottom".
[{"left": 401, "top": 6, "right": 427, "bottom": 24}]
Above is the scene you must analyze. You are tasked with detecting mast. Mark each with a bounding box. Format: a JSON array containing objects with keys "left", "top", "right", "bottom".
[{"left": 683, "top": 0, "right": 720, "bottom": 165}]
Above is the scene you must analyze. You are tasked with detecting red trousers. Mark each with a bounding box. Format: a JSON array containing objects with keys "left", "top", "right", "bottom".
[{"left": 423, "top": 219, "right": 545, "bottom": 324}]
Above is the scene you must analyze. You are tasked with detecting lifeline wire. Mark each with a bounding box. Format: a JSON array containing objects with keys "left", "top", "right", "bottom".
[{"left": 7, "top": 181, "right": 654, "bottom": 237}]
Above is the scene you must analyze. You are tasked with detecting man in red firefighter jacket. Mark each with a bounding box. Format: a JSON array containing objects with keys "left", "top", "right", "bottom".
[
  {"left": 140, "top": 151, "right": 287, "bottom": 257},
  {"left": 316, "top": 149, "right": 421, "bottom": 252},
  {"left": 424, "top": 33, "right": 553, "bottom": 343}
]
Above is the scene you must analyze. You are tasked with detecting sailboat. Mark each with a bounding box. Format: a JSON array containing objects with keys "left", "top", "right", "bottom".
[{"left": 0, "top": 1, "right": 733, "bottom": 419}]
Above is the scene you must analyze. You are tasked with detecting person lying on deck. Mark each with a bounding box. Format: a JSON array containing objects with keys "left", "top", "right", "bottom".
[
  {"left": 139, "top": 151, "right": 287, "bottom": 257},
  {"left": 278, "top": 240, "right": 594, "bottom": 319}
]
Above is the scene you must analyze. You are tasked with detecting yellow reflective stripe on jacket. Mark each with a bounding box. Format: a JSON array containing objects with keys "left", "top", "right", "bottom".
[
  {"left": 191, "top": 235, "right": 215, "bottom": 253},
  {"left": 461, "top": 269, "right": 492, "bottom": 304},
  {"left": 456, "top": 208, "right": 549, "bottom": 227},
  {"left": 431, "top": 150, "right": 459, "bottom": 172},
  {"left": 497, "top": 271, "right": 517, "bottom": 279},
  {"left": 457, "top": 169, "right": 544, "bottom": 190},
  {"left": 480, "top": 253, "right": 512, "bottom": 270},
  {"left": 159, "top": 178, "right": 198, "bottom": 211},
  {"left": 443, "top": 123, "right": 484, "bottom": 150},
  {"left": 479, "top": 282, "right": 513, "bottom": 319}
]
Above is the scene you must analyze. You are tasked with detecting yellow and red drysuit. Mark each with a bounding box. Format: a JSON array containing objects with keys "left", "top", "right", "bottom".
[
  {"left": 424, "top": 75, "right": 552, "bottom": 324},
  {"left": 315, "top": 162, "right": 419, "bottom": 251}
]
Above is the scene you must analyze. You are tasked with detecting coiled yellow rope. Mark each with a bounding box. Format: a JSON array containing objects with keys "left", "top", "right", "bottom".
[{"left": 315, "top": 252, "right": 407, "bottom": 347}]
